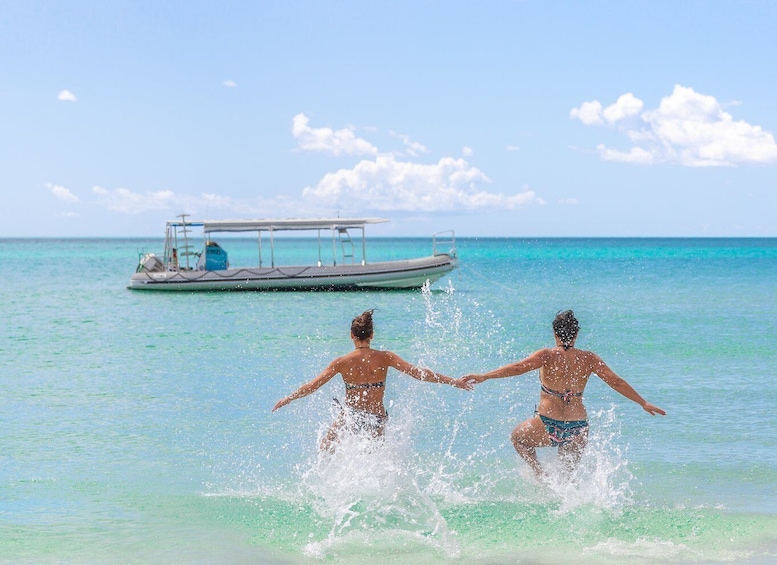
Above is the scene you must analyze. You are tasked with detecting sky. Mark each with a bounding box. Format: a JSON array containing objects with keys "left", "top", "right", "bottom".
[{"left": 2, "top": 0, "right": 776, "bottom": 237}]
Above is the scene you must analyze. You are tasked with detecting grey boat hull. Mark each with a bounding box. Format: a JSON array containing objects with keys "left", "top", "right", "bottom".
[{"left": 128, "top": 254, "right": 457, "bottom": 291}]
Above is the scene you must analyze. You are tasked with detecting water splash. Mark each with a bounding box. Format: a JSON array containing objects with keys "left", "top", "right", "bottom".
[
  {"left": 271, "top": 288, "right": 643, "bottom": 560},
  {"left": 299, "top": 403, "right": 460, "bottom": 559},
  {"left": 415, "top": 284, "right": 635, "bottom": 514},
  {"left": 542, "top": 406, "right": 635, "bottom": 515},
  {"left": 417, "top": 278, "right": 513, "bottom": 365}
]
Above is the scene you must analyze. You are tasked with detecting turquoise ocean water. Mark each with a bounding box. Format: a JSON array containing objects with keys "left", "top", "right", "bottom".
[{"left": 2, "top": 237, "right": 777, "bottom": 564}]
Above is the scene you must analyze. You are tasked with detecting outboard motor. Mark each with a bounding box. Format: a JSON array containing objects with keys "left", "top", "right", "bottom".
[{"left": 137, "top": 253, "right": 165, "bottom": 273}]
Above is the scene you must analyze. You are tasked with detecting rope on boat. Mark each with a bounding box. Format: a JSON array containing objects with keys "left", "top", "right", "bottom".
[
  {"left": 138, "top": 265, "right": 319, "bottom": 283},
  {"left": 275, "top": 267, "right": 314, "bottom": 278}
]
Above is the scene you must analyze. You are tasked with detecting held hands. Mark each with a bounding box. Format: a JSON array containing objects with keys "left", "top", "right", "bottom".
[
  {"left": 451, "top": 377, "right": 475, "bottom": 391},
  {"left": 460, "top": 374, "right": 489, "bottom": 386},
  {"left": 642, "top": 402, "right": 667, "bottom": 416}
]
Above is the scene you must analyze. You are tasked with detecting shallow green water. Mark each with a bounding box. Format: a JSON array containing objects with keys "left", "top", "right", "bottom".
[{"left": 2, "top": 237, "right": 776, "bottom": 563}]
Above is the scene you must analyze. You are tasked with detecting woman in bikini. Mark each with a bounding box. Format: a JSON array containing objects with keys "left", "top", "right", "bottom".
[
  {"left": 462, "top": 310, "right": 665, "bottom": 479},
  {"left": 272, "top": 310, "right": 472, "bottom": 451}
]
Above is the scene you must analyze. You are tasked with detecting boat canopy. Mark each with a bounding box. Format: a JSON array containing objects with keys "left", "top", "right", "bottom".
[
  {"left": 171, "top": 217, "right": 389, "bottom": 233},
  {"left": 162, "top": 216, "right": 391, "bottom": 270}
]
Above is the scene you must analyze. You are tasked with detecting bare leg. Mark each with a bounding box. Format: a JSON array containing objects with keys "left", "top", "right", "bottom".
[
  {"left": 370, "top": 420, "right": 386, "bottom": 441},
  {"left": 320, "top": 413, "right": 346, "bottom": 452},
  {"left": 557, "top": 427, "right": 588, "bottom": 476},
  {"left": 511, "top": 416, "right": 553, "bottom": 480}
]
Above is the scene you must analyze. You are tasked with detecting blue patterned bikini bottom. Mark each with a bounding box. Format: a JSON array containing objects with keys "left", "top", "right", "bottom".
[
  {"left": 335, "top": 398, "right": 388, "bottom": 436},
  {"left": 539, "top": 415, "right": 589, "bottom": 447}
]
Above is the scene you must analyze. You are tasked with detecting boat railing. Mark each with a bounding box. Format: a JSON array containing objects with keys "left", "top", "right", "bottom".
[{"left": 433, "top": 230, "right": 456, "bottom": 257}]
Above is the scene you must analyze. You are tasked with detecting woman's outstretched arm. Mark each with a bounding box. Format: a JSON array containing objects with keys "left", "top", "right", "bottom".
[
  {"left": 386, "top": 352, "right": 473, "bottom": 391},
  {"left": 462, "top": 349, "right": 547, "bottom": 385},
  {"left": 591, "top": 354, "right": 666, "bottom": 416},
  {"left": 272, "top": 360, "right": 341, "bottom": 412}
]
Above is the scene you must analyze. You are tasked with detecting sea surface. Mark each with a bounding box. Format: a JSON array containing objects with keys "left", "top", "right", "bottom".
[{"left": 2, "top": 236, "right": 776, "bottom": 564}]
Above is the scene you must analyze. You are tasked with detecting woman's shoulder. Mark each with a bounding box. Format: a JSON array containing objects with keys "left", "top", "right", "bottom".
[
  {"left": 574, "top": 348, "right": 604, "bottom": 367},
  {"left": 547, "top": 347, "right": 599, "bottom": 364},
  {"left": 334, "top": 348, "right": 368, "bottom": 364},
  {"left": 523, "top": 347, "right": 555, "bottom": 367},
  {"left": 340, "top": 348, "right": 394, "bottom": 362},
  {"left": 538, "top": 347, "right": 560, "bottom": 358},
  {"left": 365, "top": 348, "right": 395, "bottom": 358}
]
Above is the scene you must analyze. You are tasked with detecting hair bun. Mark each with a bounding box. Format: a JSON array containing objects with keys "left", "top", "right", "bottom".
[
  {"left": 351, "top": 310, "right": 376, "bottom": 340},
  {"left": 553, "top": 310, "right": 580, "bottom": 349}
]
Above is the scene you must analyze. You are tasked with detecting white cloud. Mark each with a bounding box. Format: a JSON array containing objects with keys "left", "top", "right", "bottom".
[
  {"left": 569, "top": 100, "right": 603, "bottom": 126},
  {"left": 302, "top": 154, "right": 541, "bottom": 212},
  {"left": 89, "top": 186, "right": 290, "bottom": 218},
  {"left": 45, "top": 183, "right": 79, "bottom": 202},
  {"left": 389, "top": 130, "right": 429, "bottom": 157},
  {"left": 223, "top": 80, "right": 237, "bottom": 88},
  {"left": 291, "top": 114, "right": 543, "bottom": 212},
  {"left": 292, "top": 113, "right": 378, "bottom": 157},
  {"left": 506, "top": 145, "right": 520, "bottom": 152},
  {"left": 570, "top": 93, "right": 643, "bottom": 126},
  {"left": 596, "top": 144, "right": 656, "bottom": 165},
  {"left": 571, "top": 85, "right": 777, "bottom": 167},
  {"left": 602, "top": 93, "right": 644, "bottom": 123},
  {"left": 57, "top": 90, "right": 77, "bottom": 102},
  {"left": 91, "top": 114, "right": 546, "bottom": 220},
  {"left": 92, "top": 186, "right": 177, "bottom": 214},
  {"left": 200, "top": 192, "right": 235, "bottom": 210}
]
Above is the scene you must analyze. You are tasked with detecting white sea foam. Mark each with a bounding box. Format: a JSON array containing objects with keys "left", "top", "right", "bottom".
[
  {"left": 299, "top": 403, "right": 460, "bottom": 559},
  {"left": 541, "top": 406, "right": 635, "bottom": 515},
  {"left": 583, "top": 537, "right": 698, "bottom": 562}
]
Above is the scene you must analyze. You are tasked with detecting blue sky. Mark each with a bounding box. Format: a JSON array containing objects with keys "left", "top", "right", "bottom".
[{"left": 2, "top": 1, "right": 776, "bottom": 237}]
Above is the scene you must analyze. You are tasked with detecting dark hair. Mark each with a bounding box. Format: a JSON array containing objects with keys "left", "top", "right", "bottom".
[
  {"left": 553, "top": 310, "right": 579, "bottom": 350},
  {"left": 351, "top": 310, "right": 375, "bottom": 340}
]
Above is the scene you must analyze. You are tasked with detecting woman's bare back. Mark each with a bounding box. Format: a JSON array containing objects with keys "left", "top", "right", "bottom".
[
  {"left": 537, "top": 347, "right": 599, "bottom": 421},
  {"left": 337, "top": 349, "right": 391, "bottom": 415}
]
